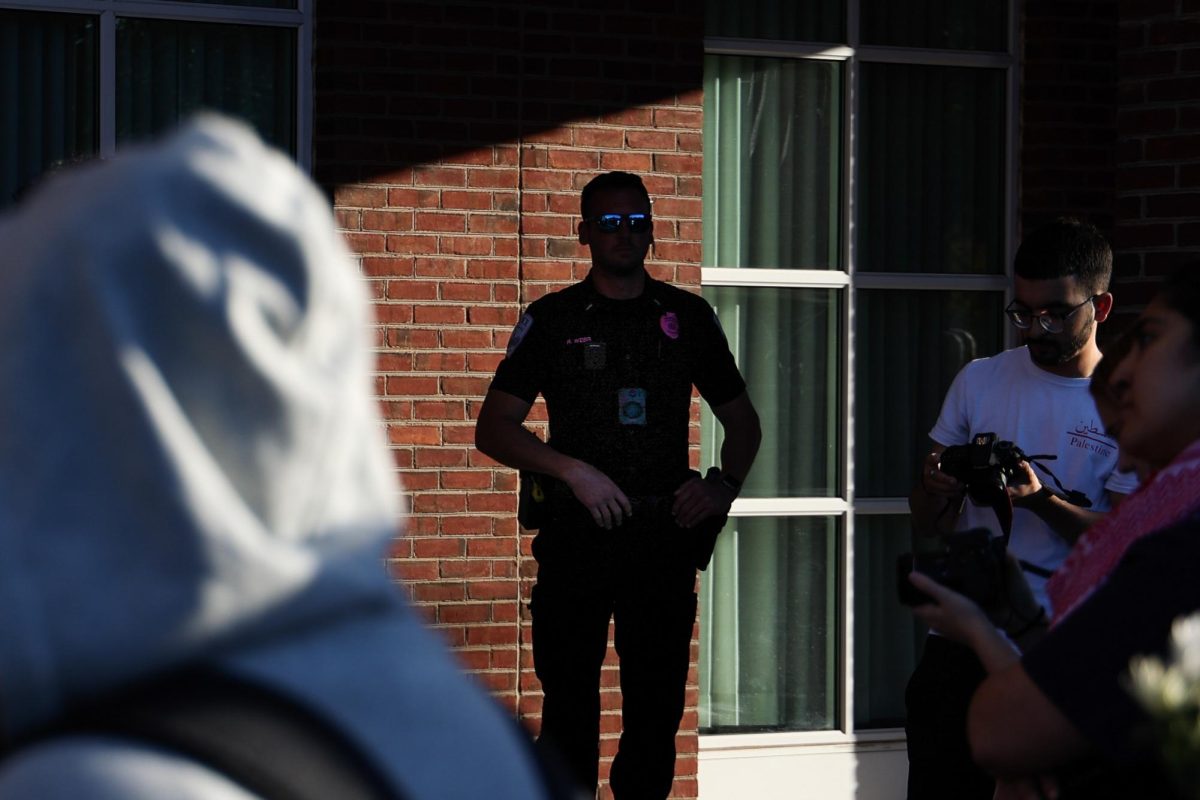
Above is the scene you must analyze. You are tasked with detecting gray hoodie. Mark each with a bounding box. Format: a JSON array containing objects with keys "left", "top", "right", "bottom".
[{"left": 0, "top": 115, "right": 550, "bottom": 799}]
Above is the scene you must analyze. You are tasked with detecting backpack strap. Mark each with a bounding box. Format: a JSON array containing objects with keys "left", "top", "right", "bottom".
[{"left": 10, "top": 667, "right": 402, "bottom": 800}]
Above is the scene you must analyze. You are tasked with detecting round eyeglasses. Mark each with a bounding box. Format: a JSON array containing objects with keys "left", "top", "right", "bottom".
[{"left": 1004, "top": 295, "right": 1099, "bottom": 334}]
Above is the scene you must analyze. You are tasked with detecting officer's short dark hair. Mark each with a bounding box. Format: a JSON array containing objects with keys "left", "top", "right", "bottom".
[
  {"left": 580, "top": 171, "right": 651, "bottom": 219},
  {"left": 1014, "top": 218, "right": 1112, "bottom": 295}
]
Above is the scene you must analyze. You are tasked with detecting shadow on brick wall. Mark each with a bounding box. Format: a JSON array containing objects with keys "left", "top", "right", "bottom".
[{"left": 312, "top": 0, "right": 703, "bottom": 189}]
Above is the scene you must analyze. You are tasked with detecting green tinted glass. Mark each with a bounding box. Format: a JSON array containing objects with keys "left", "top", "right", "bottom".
[
  {"left": 854, "top": 514, "right": 926, "bottom": 729},
  {"left": 860, "top": 0, "right": 1008, "bottom": 51},
  {"left": 857, "top": 63, "right": 1005, "bottom": 275},
  {"left": 1, "top": 10, "right": 98, "bottom": 207},
  {"left": 116, "top": 17, "right": 296, "bottom": 154},
  {"left": 703, "top": 55, "right": 842, "bottom": 270},
  {"left": 702, "top": 286, "right": 843, "bottom": 498},
  {"left": 854, "top": 289, "right": 1005, "bottom": 497},
  {"left": 701, "top": 515, "right": 841, "bottom": 732},
  {"left": 706, "top": 0, "right": 844, "bottom": 41},
  {"left": 164, "top": 0, "right": 296, "bottom": 7}
]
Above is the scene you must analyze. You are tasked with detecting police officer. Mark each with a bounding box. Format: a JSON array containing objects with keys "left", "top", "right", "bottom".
[{"left": 475, "top": 171, "right": 761, "bottom": 799}]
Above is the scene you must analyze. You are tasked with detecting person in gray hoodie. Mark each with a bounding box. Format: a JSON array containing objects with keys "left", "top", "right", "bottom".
[{"left": 0, "top": 114, "right": 566, "bottom": 800}]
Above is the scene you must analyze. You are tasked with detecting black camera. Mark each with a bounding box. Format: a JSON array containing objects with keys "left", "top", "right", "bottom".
[
  {"left": 896, "top": 528, "right": 1006, "bottom": 607},
  {"left": 938, "top": 432, "right": 1026, "bottom": 507},
  {"left": 897, "top": 432, "right": 1024, "bottom": 607}
]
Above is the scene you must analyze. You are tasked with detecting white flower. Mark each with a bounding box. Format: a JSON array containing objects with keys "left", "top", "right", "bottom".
[
  {"left": 1129, "top": 611, "right": 1200, "bottom": 798},
  {"left": 1130, "top": 655, "right": 1172, "bottom": 713},
  {"left": 1172, "top": 615, "right": 1200, "bottom": 683}
]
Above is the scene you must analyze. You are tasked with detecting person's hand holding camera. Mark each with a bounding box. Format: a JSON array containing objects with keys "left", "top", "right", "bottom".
[
  {"left": 908, "top": 571, "right": 1028, "bottom": 672},
  {"left": 908, "top": 570, "right": 994, "bottom": 646},
  {"left": 921, "top": 450, "right": 963, "bottom": 497},
  {"left": 909, "top": 552, "right": 1046, "bottom": 664},
  {"left": 1007, "top": 460, "right": 1051, "bottom": 508}
]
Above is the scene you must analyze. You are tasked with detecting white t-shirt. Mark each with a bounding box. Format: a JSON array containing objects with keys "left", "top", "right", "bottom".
[{"left": 929, "top": 345, "right": 1138, "bottom": 615}]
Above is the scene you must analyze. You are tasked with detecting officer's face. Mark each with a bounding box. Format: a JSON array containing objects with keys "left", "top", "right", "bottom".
[{"left": 578, "top": 187, "right": 653, "bottom": 277}]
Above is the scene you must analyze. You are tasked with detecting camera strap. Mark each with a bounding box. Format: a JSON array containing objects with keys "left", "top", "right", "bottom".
[
  {"left": 1017, "top": 559, "right": 1055, "bottom": 579},
  {"left": 1004, "top": 456, "right": 1084, "bottom": 580},
  {"left": 1023, "top": 453, "right": 1093, "bottom": 508},
  {"left": 994, "top": 495, "right": 1014, "bottom": 545}
]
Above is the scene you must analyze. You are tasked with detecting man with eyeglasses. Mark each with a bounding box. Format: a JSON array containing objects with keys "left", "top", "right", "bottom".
[
  {"left": 475, "top": 171, "right": 761, "bottom": 799},
  {"left": 904, "top": 218, "right": 1138, "bottom": 800}
]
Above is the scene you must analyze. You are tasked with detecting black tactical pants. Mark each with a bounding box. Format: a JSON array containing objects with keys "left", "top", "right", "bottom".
[{"left": 530, "top": 508, "right": 697, "bottom": 800}]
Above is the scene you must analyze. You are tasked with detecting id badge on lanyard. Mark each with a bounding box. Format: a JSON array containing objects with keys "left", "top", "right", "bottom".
[{"left": 618, "top": 387, "right": 647, "bottom": 425}]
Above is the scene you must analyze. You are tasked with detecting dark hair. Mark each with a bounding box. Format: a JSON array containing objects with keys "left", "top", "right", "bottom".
[
  {"left": 1156, "top": 264, "right": 1200, "bottom": 345},
  {"left": 580, "top": 171, "right": 651, "bottom": 219},
  {"left": 1013, "top": 218, "right": 1113, "bottom": 295}
]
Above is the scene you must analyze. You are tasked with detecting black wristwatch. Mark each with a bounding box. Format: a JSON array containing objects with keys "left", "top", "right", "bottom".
[{"left": 706, "top": 466, "right": 742, "bottom": 497}]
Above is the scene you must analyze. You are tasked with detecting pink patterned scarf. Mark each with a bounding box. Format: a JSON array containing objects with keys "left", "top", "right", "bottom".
[{"left": 1047, "top": 438, "right": 1200, "bottom": 624}]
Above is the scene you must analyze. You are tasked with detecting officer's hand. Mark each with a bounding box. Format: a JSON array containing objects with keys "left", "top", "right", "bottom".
[
  {"left": 922, "top": 451, "right": 963, "bottom": 498},
  {"left": 671, "top": 474, "right": 734, "bottom": 529},
  {"left": 562, "top": 461, "right": 632, "bottom": 530}
]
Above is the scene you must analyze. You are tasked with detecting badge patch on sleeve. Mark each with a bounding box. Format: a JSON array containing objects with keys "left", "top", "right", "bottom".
[
  {"left": 506, "top": 313, "right": 534, "bottom": 357},
  {"left": 619, "top": 387, "right": 647, "bottom": 425}
]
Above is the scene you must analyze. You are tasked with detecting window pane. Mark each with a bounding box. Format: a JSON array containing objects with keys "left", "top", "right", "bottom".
[
  {"left": 857, "top": 63, "right": 1005, "bottom": 274},
  {"left": 854, "top": 514, "right": 925, "bottom": 729},
  {"left": 702, "top": 286, "right": 842, "bottom": 498},
  {"left": 860, "top": 0, "right": 1008, "bottom": 52},
  {"left": 703, "top": 55, "right": 842, "bottom": 270},
  {"left": 167, "top": 0, "right": 297, "bottom": 7},
  {"left": 700, "top": 515, "right": 840, "bottom": 732},
  {"left": 854, "top": 289, "right": 1004, "bottom": 497},
  {"left": 1, "top": 10, "right": 97, "bottom": 208},
  {"left": 705, "top": 0, "right": 845, "bottom": 42},
  {"left": 116, "top": 18, "right": 296, "bottom": 154}
]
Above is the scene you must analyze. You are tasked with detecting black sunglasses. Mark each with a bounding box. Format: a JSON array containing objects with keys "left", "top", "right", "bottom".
[{"left": 586, "top": 213, "right": 652, "bottom": 233}]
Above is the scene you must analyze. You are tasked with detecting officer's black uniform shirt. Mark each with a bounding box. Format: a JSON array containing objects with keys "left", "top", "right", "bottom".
[{"left": 490, "top": 273, "right": 746, "bottom": 496}]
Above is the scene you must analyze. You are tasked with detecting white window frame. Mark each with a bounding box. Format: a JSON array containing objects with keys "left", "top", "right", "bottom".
[
  {"left": 0, "top": 0, "right": 312, "bottom": 169},
  {"left": 699, "top": 0, "right": 1019, "bottom": 760}
]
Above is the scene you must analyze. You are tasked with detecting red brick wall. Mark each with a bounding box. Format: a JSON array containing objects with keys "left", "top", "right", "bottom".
[
  {"left": 1113, "top": 0, "right": 1200, "bottom": 324},
  {"left": 315, "top": 3, "right": 1198, "bottom": 795},
  {"left": 314, "top": 4, "right": 704, "bottom": 798},
  {"left": 1020, "top": 0, "right": 1200, "bottom": 332},
  {"left": 1019, "top": 0, "right": 1119, "bottom": 235}
]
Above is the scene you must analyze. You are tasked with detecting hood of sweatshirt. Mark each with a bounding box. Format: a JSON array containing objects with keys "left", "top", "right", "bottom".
[{"left": 0, "top": 115, "right": 402, "bottom": 737}]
